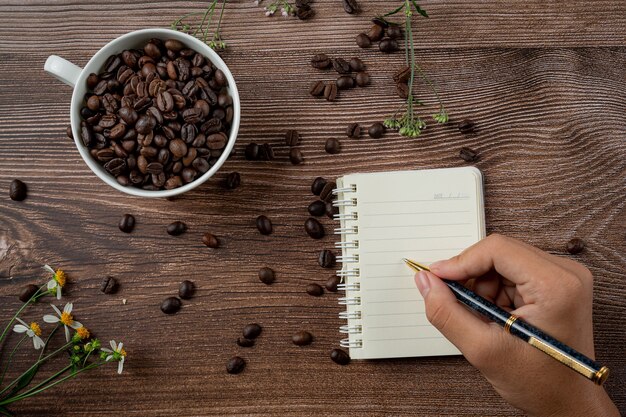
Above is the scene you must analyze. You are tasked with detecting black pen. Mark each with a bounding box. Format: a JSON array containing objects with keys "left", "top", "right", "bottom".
[{"left": 403, "top": 258, "right": 609, "bottom": 385}]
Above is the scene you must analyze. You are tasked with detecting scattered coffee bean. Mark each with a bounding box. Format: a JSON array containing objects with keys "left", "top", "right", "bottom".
[
  {"left": 356, "top": 33, "right": 371, "bottom": 48},
  {"left": 237, "top": 337, "right": 255, "bottom": 347},
  {"left": 393, "top": 66, "right": 411, "bottom": 84},
  {"left": 320, "top": 181, "right": 336, "bottom": 202},
  {"left": 346, "top": 123, "right": 361, "bottom": 139},
  {"left": 459, "top": 147, "right": 479, "bottom": 162},
  {"left": 167, "top": 221, "right": 187, "bottom": 236},
  {"left": 372, "top": 17, "right": 389, "bottom": 28},
  {"left": 330, "top": 348, "right": 351, "bottom": 365},
  {"left": 243, "top": 323, "right": 262, "bottom": 339},
  {"left": 355, "top": 72, "right": 370, "bottom": 87},
  {"left": 258, "top": 267, "right": 275, "bottom": 285},
  {"left": 118, "top": 214, "right": 136, "bottom": 233},
  {"left": 332, "top": 58, "right": 351, "bottom": 74},
  {"left": 305, "top": 217, "right": 325, "bottom": 239},
  {"left": 325, "top": 138, "right": 341, "bottom": 154},
  {"left": 160, "top": 296, "right": 182, "bottom": 314},
  {"left": 202, "top": 232, "right": 220, "bottom": 248},
  {"left": 256, "top": 215, "right": 273, "bottom": 235},
  {"left": 258, "top": 143, "right": 275, "bottom": 161},
  {"left": 308, "top": 200, "right": 326, "bottom": 217},
  {"left": 324, "top": 82, "right": 338, "bottom": 101},
  {"left": 368, "top": 122, "right": 386, "bottom": 139},
  {"left": 178, "top": 280, "right": 195, "bottom": 299},
  {"left": 336, "top": 76, "right": 355, "bottom": 90},
  {"left": 296, "top": 3, "right": 314, "bottom": 20},
  {"left": 367, "top": 24, "right": 384, "bottom": 42},
  {"left": 325, "top": 275, "right": 341, "bottom": 292},
  {"left": 9, "top": 179, "right": 27, "bottom": 201},
  {"left": 224, "top": 172, "right": 241, "bottom": 189},
  {"left": 66, "top": 125, "right": 74, "bottom": 140},
  {"left": 290, "top": 148, "right": 304, "bottom": 165},
  {"left": 349, "top": 57, "right": 365, "bottom": 72},
  {"left": 318, "top": 249, "right": 336, "bottom": 268},
  {"left": 100, "top": 276, "right": 119, "bottom": 294},
  {"left": 379, "top": 38, "right": 398, "bottom": 53},
  {"left": 226, "top": 356, "right": 246, "bottom": 374},
  {"left": 566, "top": 238, "right": 585, "bottom": 254},
  {"left": 19, "top": 284, "right": 39, "bottom": 303},
  {"left": 325, "top": 201, "right": 338, "bottom": 218},
  {"left": 311, "top": 54, "right": 331, "bottom": 70},
  {"left": 292, "top": 330, "right": 313, "bottom": 346},
  {"left": 245, "top": 143, "right": 259, "bottom": 160},
  {"left": 285, "top": 129, "right": 300, "bottom": 147},
  {"left": 306, "top": 283, "right": 324, "bottom": 296},
  {"left": 311, "top": 177, "right": 327, "bottom": 196},
  {"left": 396, "top": 82, "right": 409, "bottom": 99},
  {"left": 387, "top": 25, "right": 403, "bottom": 39},
  {"left": 342, "top": 0, "right": 358, "bottom": 14},
  {"left": 309, "top": 80, "right": 325, "bottom": 97},
  {"left": 458, "top": 119, "right": 476, "bottom": 134}
]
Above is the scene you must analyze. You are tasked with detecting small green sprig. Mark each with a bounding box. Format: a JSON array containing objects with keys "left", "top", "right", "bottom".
[
  {"left": 257, "top": 0, "right": 296, "bottom": 17},
  {"left": 171, "top": 0, "right": 228, "bottom": 50},
  {"left": 380, "top": 0, "right": 448, "bottom": 138}
]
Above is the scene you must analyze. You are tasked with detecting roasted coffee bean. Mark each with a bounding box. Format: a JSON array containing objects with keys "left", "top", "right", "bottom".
[
  {"left": 325, "top": 275, "right": 341, "bottom": 292},
  {"left": 66, "top": 125, "right": 74, "bottom": 140},
  {"left": 245, "top": 143, "right": 260, "bottom": 160},
  {"left": 342, "top": 0, "right": 358, "bottom": 13},
  {"left": 99, "top": 114, "right": 118, "bottom": 129},
  {"left": 393, "top": 66, "right": 411, "bottom": 84},
  {"left": 311, "top": 54, "right": 331, "bottom": 70},
  {"left": 96, "top": 148, "right": 115, "bottom": 162},
  {"left": 87, "top": 95, "right": 100, "bottom": 111},
  {"left": 356, "top": 33, "right": 371, "bottom": 48},
  {"left": 285, "top": 129, "right": 300, "bottom": 147},
  {"left": 372, "top": 17, "right": 389, "bottom": 28},
  {"left": 224, "top": 172, "right": 241, "bottom": 189},
  {"left": 118, "top": 214, "right": 136, "bottom": 233},
  {"left": 182, "top": 108, "right": 203, "bottom": 124},
  {"left": 368, "top": 122, "right": 386, "bottom": 139},
  {"left": 458, "top": 119, "right": 476, "bottom": 134},
  {"left": 336, "top": 76, "right": 355, "bottom": 90},
  {"left": 100, "top": 276, "right": 119, "bottom": 294},
  {"left": 206, "top": 132, "right": 227, "bottom": 150},
  {"left": 118, "top": 106, "right": 138, "bottom": 125},
  {"left": 160, "top": 297, "right": 182, "bottom": 314},
  {"left": 309, "top": 80, "right": 325, "bottom": 97},
  {"left": 305, "top": 217, "right": 325, "bottom": 239},
  {"left": 311, "top": 177, "right": 327, "bottom": 196},
  {"left": 292, "top": 331, "right": 313, "bottom": 346},
  {"left": 566, "top": 237, "right": 585, "bottom": 254},
  {"left": 135, "top": 115, "right": 156, "bottom": 135},
  {"left": 325, "top": 138, "right": 341, "bottom": 154},
  {"left": 80, "top": 123, "right": 94, "bottom": 147},
  {"left": 169, "top": 139, "right": 188, "bottom": 159},
  {"left": 165, "top": 176, "right": 183, "bottom": 189},
  {"left": 167, "top": 221, "right": 187, "bottom": 236},
  {"left": 355, "top": 72, "right": 370, "bottom": 87},
  {"left": 165, "top": 39, "right": 184, "bottom": 52},
  {"left": 258, "top": 143, "right": 275, "bottom": 161},
  {"left": 349, "top": 57, "right": 365, "bottom": 72},
  {"left": 109, "top": 123, "right": 127, "bottom": 140},
  {"left": 308, "top": 200, "right": 326, "bottom": 217},
  {"left": 202, "top": 232, "right": 220, "bottom": 249},
  {"left": 19, "top": 284, "right": 39, "bottom": 302},
  {"left": 387, "top": 25, "right": 403, "bottom": 39},
  {"left": 181, "top": 168, "right": 196, "bottom": 183},
  {"left": 367, "top": 24, "right": 384, "bottom": 42},
  {"left": 179, "top": 280, "right": 195, "bottom": 299},
  {"left": 104, "top": 158, "right": 127, "bottom": 177},
  {"left": 146, "top": 162, "right": 164, "bottom": 174},
  {"left": 237, "top": 337, "right": 255, "bottom": 347},
  {"left": 396, "top": 82, "right": 409, "bottom": 99},
  {"left": 346, "top": 123, "right": 361, "bottom": 139},
  {"left": 320, "top": 181, "right": 336, "bottom": 202},
  {"left": 9, "top": 179, "right": 27, "bottom": 201},
  {"left": 104, "top": 54, "right": 122, "bottom": 73},
  {"left": 256, "top": 215, "right": 273, "bottom": 235},
  {"left": 243, "top": 323, "right": 262, "bottom": 339},
  {"left": 332, "top": 58, "right": 351, "bottom": 74},
  {"left": 324, "top": 83, "right": 338, "bottom": 101},
  {"left": 258, "top": 267, "right": 275, "bottom": 285},
  {"left": 459, "top": 147, "right": 479, "bottom": 162},
  {"left": 86, "top": 73, "right": 100, "bottom": 89},
  {"left": 306, "top": 283, "right": 324, "bottom": 296},
  {"left": 325, "top": 201, "right": 338, "bottom": 219},
  {"left": 296, "top": 4, "right": 315, "bottom": 20},
  {"left": 318, "top": 249, "right": 336, "bottom": 268},
  {"left": 379, "top": 38, "right": 398, "bottom": 53},
  {"left": 330, "top": 348, "right": 350, "bottom": 365},
  {"left": 226, "top": 356, "right": 245, "bottom": 374},
  {"left": 289, "top": 148, "right": 304, "bottom": 165}
]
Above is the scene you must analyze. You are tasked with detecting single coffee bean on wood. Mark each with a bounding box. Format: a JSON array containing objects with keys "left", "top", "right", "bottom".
[
  {"left": 202, "top": 232, "right": 220, "bottom": 248},
  {"left": 379, "top": 38, "right": 398, "bottom": 53},
  {"left": 258, "top": 143, "right": 275, "bottom": 161},
  {"left": 356, "top": 33, "right": 371, "bottom": 48},
  {"left": 355, "top": 72, "right": 370, "bottom": 87},
  {"left": 226, "top": 356, "right": 246, "bottom": 374},
  {"left": 243, "top": 323, "right": 262, "bottom": 339},
  {"left": 224, "top": 172, "right": 241, "bottom": 189},
  {"left": 258, "top": 267, "right": 275, "bottom": 285},
  {"left": 311, "top": 54, "right": 331, "bottom": 70},
  {"left": 292, "top": 331, "right": 313, "bottom": 346},
  {"left": 566, "top": 238, "right": 585, "bottom": 254},
  {"left": 66, "top": 125, "right": 74, "bottom": 140},
  {"left": 9, "top": 179, "right": 27, "bottom": 201},
  {"left": 19, "top": 284, "right": 39, "bottom": 302},
  {"left": 325, "top": 201, "right": 338, "bottom": 218},
  {"left": 393, "top": 66, "right": 411, "bottom": 84},
  {"left": 325, "top": 275, "right": 341, "bottom": 292},
  {"left": 309, "top": 80, "right": 325, "bottom": 97},
  {"left": 346, "top": 123, "right": 361, "bottom": 139},
  {"left": 332, "top": 58, "right": 351, "bottom": 74},
  {"left": 311, "top": 177, "right": 327, "bottom": 196},
  {"left": 245, "top": 143, "right": 260, "bottom": 160},
  {"left": 100, "top": 276, "right": 119, "bottom": 294},
  {"left": 372, "top": 17, "right": 389, "bottom": 28},
  {"left": 296, "top": 4, "right": 314, "bottom": 20},
  {"left": 331, "top": 348, "right": 351, "bottom": 365},
  {"left": 320, "top": 181, "right": 336, "bottom": 202},
  {"left": 285, "top": 129, "right": 300, "bottom": 146},
  {"left": 256, "top": 215, "right": 273, "bottom": 235},
  {"left": 237, "top": 337, "right": 255, "bottom": 347},
  {"left": 305, "top": 218, "right": 325, "bottom": 239},
  {"left": 324, "top": 82, "right": 338, "bottom": 101},
  {"left": 387, "top": 25, "right": 403, "bottom": 39},
  {"left": 308, "top": 200, "right": 326, "bottom": 217},
  {"left": 160, "top": 297, "right": 182, "bottom": 314},
  {"left": 325, "top": 138, "right": 341, "bottom": 154},
  {"left": 290, "top": 148, "right": 304, "bottom": 165},
  {"left": 167, "top": 221, "right": 187, "bottom": 236},
  {"left": 118, "top": 214, "right": 135, "bottom": 233},
  {"left": 368, "top": 122, "right": 386, "bottom": 139},
  {"left": 458, "top": 119, "right": 476, "bottom": 134},
  {"left": 459, "top": 147, "right": 479, "bottom": 162},
  {"left": 349, "top": 57, "right": 365, "bottom": 72},
  {"left": 306, "top": 283, "right": 324, "bottom": 296},
  {"left": 396, "top": 82, "right": 409, "bottom": 99},
  {"left": 367, "top": 24, "right": 384, "bottom": 42},
  {"left": 318, "top": 249, "right": 336, "bottom": 268},
  {"left": 342, "top": 0, "right": 358, "bottom": 14},
  {"left": 336, "top": 76, "right": 355, "bottom": 90},
  {"left": 179, "top": 280, "right": 195, "bottom": 299}
]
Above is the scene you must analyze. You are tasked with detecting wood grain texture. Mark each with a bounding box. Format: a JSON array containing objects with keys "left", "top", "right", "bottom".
[{"left": 0, "top": 1, "right": 625, "bottom": 416}]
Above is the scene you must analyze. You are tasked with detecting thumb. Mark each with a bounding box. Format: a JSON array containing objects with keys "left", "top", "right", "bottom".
[{"left": 415, "top": 271, "right": 492, "bottom": 357}]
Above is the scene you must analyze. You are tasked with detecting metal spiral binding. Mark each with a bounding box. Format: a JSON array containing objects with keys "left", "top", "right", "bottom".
[{"left": 334, "top": 182, "right": 363, "bottom": 351}]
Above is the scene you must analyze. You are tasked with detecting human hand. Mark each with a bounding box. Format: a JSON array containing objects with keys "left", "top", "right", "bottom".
[{"left": 414, "top": 234, "right": 619, "bottom": 417}]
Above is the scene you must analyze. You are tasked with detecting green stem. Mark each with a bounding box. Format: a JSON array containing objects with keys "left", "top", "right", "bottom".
[
  {"left": 0, "top": 336, "right": 27, "bottom": 387},
  {"left": 37, "top": 326, "right": 59, "bottom": 362},
  {"left": 0, "top": 287, "right": 45, "bottom": 347},
  {"left": 413, "top": 61, "right": 444, "bottom": 107},
  {"left": 214, "top": 0, "right": 227, "bottom": 41},
  {"left": 194, "top": 3, "right": 213, "bottom": 37},
  {"left": 12, "top": 364, "right": 72, "bottom": 400},
  {"left": 203, "top": 1, "right": 218, "bottom": 43}
]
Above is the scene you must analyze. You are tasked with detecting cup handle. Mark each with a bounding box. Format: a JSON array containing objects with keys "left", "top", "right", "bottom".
[{"left": 44, "top": 55, "right": 83, "bottom": 87}]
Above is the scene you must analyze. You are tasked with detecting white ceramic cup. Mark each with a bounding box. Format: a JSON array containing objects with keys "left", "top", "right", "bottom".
[{"left": 44, "top": 28, "right": 240, "bottom": 198}]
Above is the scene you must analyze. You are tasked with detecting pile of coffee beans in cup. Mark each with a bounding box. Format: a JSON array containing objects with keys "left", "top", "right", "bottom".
[
  {"left": 309, "top": 55, "right": 370, "bottom": 102},
  {"left": 79, "top": 38, "right": 234, "bottom": 191},
  {"left": 356, "top": 18, "right": 403, "bottom": 53}
]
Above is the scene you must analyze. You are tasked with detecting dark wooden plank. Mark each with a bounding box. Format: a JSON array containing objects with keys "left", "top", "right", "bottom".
[{"left": 0, "top": 1, "right": 625, "bottom": 416}]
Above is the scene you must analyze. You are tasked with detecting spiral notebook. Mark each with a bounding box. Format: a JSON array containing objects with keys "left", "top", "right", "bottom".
[{"left": 333, "top": 167, "right": 486, "bottom": 359}]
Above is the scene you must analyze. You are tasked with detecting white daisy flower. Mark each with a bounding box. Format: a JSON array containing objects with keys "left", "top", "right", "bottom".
[
  {"left": 13, "top": 318, "right": 45, "bottom": 350},
  {"left": 43, "top": 303, "right": 82, "bottom": 342},
  {"left": 43, "top": 264, "right": 67, "bottom": 300},
  {"left": 101, "top": 340, "right": 127, "bottom": 374}
]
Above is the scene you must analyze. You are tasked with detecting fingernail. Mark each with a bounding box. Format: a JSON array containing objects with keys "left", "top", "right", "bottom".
[{"left": 414, "top": 272, "right": 431, "bottom": 296}]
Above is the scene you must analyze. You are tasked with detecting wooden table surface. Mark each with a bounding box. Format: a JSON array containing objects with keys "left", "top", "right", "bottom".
[{"left": 0, "top": 1, "right": 624, "bottom": 415}]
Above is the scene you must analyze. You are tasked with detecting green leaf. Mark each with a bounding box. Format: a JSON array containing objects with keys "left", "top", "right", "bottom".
[
  {"left": 411, "top": 0, "right": 429, "bottom": 18},
  {"left": 383, "top": 4, "right": 404, "bottom": 17},
  {"left": 0, "top": 405, "right": 14, "bottom": 416},
  {"left": 5, "top": 365, "right": 39, "bottom": 399}
]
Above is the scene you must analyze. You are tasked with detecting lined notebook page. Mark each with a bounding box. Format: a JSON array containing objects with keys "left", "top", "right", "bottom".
[{"left": 337, "top": 167, "right": 485, "bottom": 360}]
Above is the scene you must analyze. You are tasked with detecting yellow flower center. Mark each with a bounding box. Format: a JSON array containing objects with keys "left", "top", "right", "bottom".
[
  {"left": 54, "top": 270, "right": 67, "bottom": 287},
  {"left": 119, "top": 348, "right": 127, "bottom": 357},
  {"left": 60, "top": 312, "right": 74, "bottom": 326},
  {"left": 29, "top": 322, "right": 42, "bottom": 337},
  {"left": 76, "top": 326, "right": 90, "bottom": 339}
]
